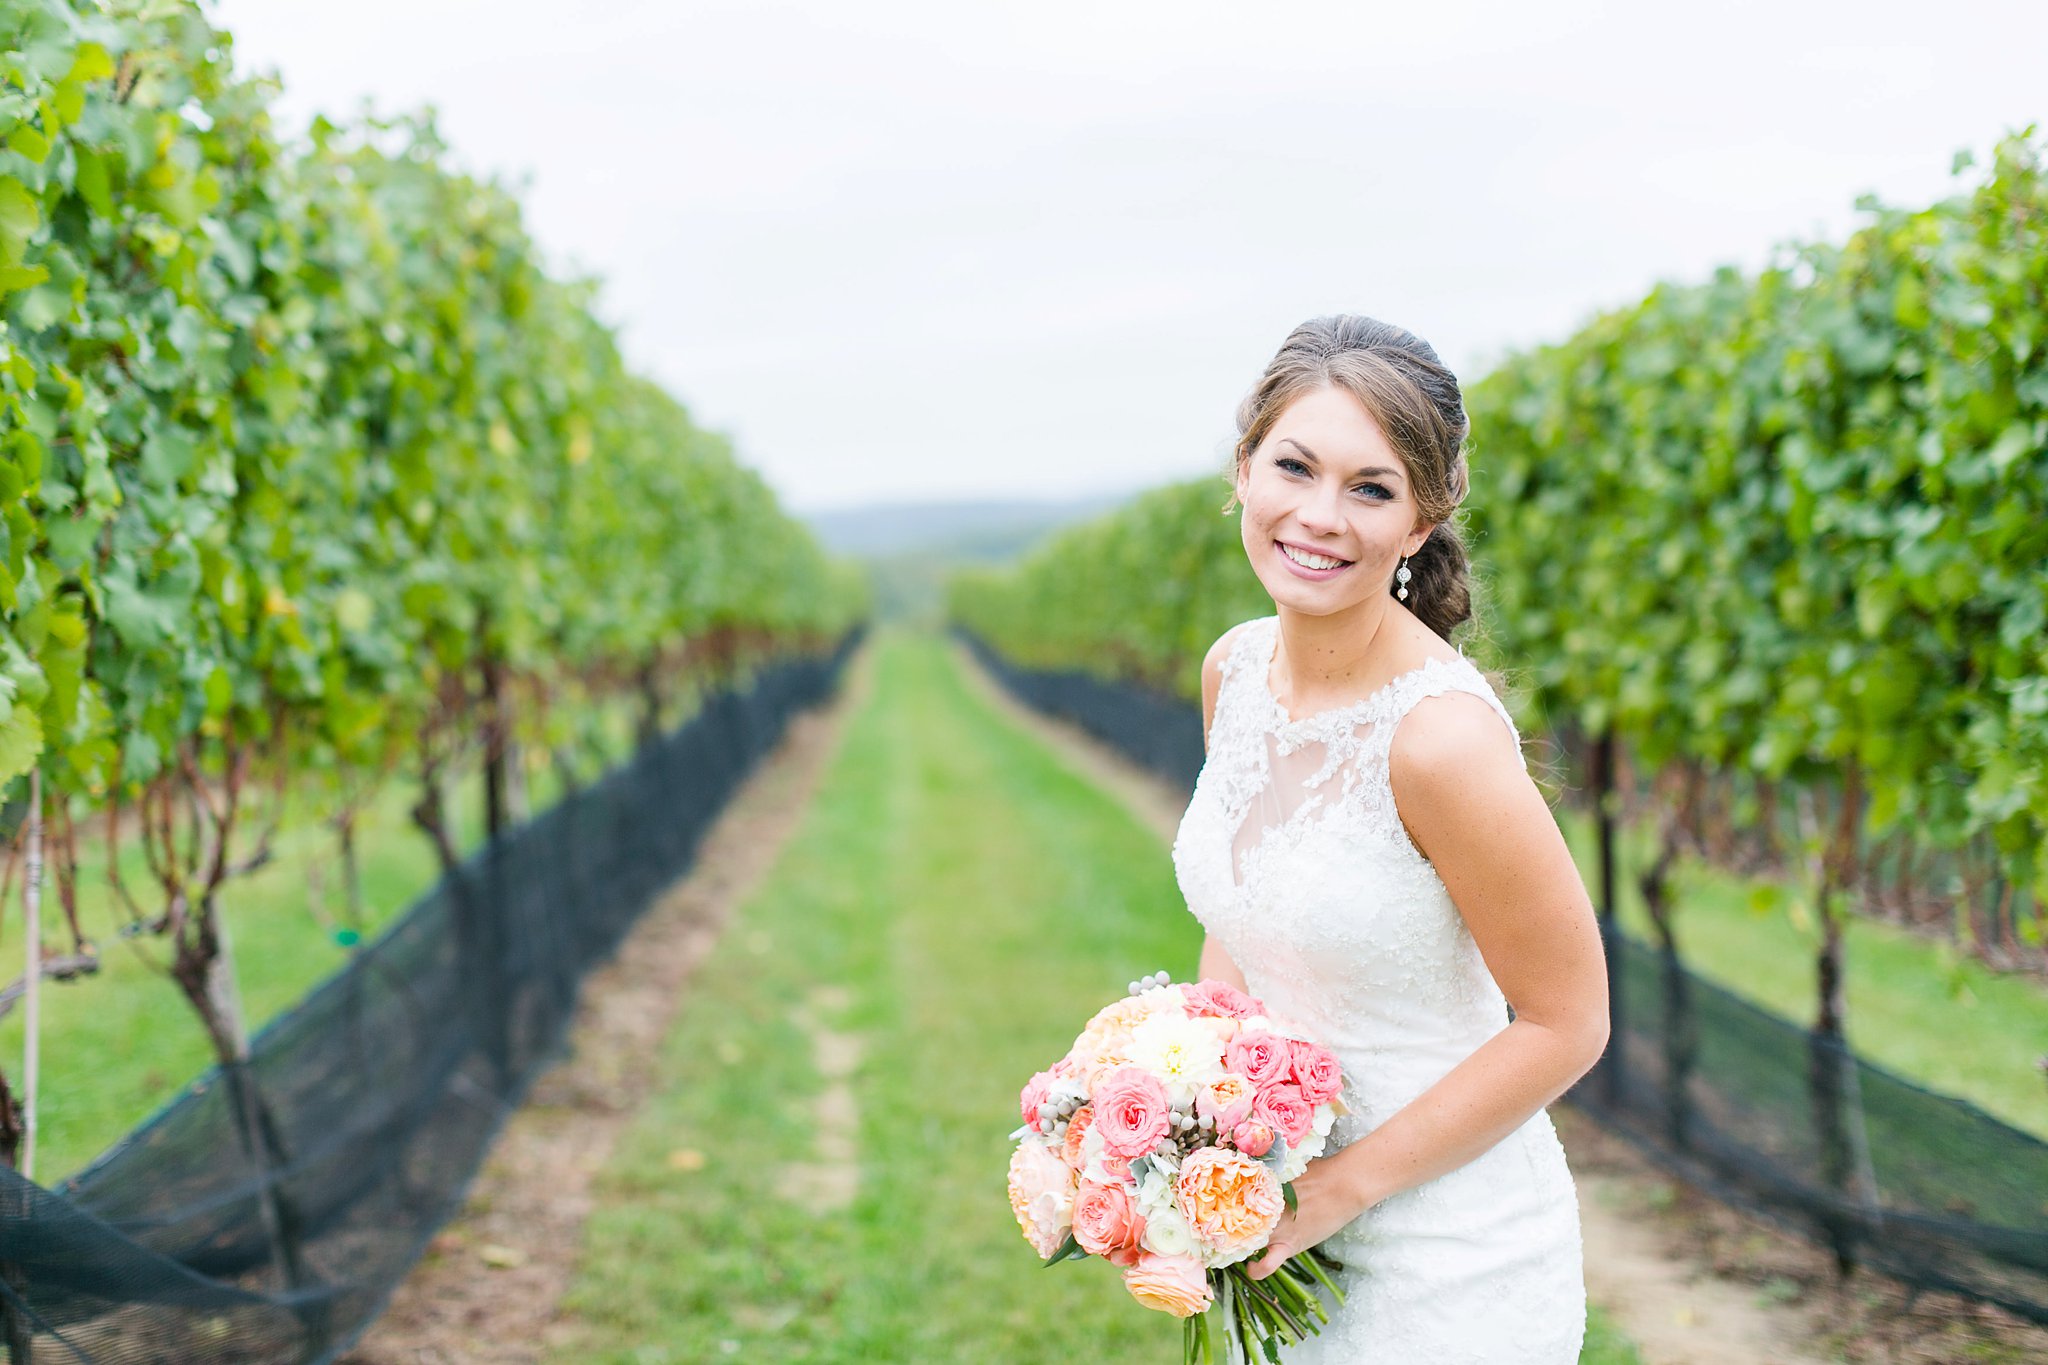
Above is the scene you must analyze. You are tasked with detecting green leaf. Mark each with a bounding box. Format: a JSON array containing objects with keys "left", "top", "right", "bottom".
[
  {"left": 0, "top": 178, "right": 42, "bottom": 266},
  {"left": 72, "top": 147, "right": 111, "bottom": 217},
  {"left": 0, "top": 262, "right": 48, "bottom": 294},
  {"left": 0, "top": 704, "right": 42, "bottom": 785},
  {"left": 7, "top": 126, "right": 49, "bottom": 165}
]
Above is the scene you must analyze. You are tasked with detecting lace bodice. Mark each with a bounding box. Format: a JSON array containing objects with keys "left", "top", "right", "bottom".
[
  {"left": 1169, "top": 614, "right": 1585, "bottom": 1363},
  {"left": 1171, "top": 614, "right": 1523, "bottom": 1080}
]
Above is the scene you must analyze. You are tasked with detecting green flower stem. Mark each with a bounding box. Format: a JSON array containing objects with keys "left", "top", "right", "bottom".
[
  {"left": 1301, "top": 1249, "right": 1348, "bottom": 1304},
  {"left": 1240, "top": 1273, "right": 1308, "bottom": 1342}
]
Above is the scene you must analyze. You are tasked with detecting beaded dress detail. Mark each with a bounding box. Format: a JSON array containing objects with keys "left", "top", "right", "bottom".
[{"left": 1170, "top": 615, "right": 1586, "bottom": 1362}]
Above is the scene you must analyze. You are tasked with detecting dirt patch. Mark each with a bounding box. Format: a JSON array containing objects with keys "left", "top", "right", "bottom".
[
  {"left": 952, "top": 638, "right": 2048, "bottom": 1365},
  {"left": 1558, "top": 1108, "right": 2048, "bottom": 1364},
  {"left": 776, "top": 983, "right": 864, "bottom": 1212},
  {"left": 338, "top": 649, "right": 871, "bottom": 1365}
]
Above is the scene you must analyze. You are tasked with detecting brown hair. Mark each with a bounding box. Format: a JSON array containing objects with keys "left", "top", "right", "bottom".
[{"left": 1224, "top": 314, "right": 1474, "bottom": 641}]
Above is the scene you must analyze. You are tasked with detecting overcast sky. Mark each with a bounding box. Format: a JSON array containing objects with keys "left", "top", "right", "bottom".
[{"left": 211, "top": 0, "right": 2046, "bottom": 515}]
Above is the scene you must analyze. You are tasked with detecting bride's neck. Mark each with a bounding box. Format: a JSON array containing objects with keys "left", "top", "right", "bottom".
[{"left": 1271, "top": 603, "right": 1398, "bottom": 708}]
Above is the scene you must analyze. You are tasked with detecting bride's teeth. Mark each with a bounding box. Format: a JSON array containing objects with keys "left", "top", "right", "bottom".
[{"left": 1281, "top": 543, "right": 1348, "bottom": 570}]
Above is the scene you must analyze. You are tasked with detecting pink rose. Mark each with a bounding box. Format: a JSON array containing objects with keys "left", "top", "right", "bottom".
[
  {"left": 1225, "top": 1031, "right": 1290, "bottom": 1089},
  {"left": 1182, "top": 979, "right": 1263, "bottom": 1020},
  {"left": 1287, "top": 1039, "right": 1343, "bottom": 1106},
  {"left": 1254, "top": 1082, "right": 1313, "bottom": 1147},
  {"left": 1122, "top": 1251, "right": 1213, "bottom": 1318},
  {"left": 1232, "top": 1119, "right": 1274, "bottom": 1157},
  {"left": 1019, "top": 1068, "right": 1055, "bottom": 1127},
  {"left": 1073, "top": 1179, "right": 1148, "bottom": 1267},
  {"left": 1093, "top": 1066, "right": 1173, "bottom": 1160}
]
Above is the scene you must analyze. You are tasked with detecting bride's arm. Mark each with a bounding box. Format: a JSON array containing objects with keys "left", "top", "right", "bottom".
[
  {"left": 1200, "top": 934, "right": 1251, "bottom": 995},
  {"left": 1195, "top": 622, "right": 1253, "bottom": 996},
  {"left": 1248, "top": 689, "right": 1609, "bottom": 1275}
]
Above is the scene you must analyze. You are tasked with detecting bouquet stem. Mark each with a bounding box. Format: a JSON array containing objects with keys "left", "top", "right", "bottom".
[{"left": 1191, "top": 1250, "right": 1349, "bottom": 1363}]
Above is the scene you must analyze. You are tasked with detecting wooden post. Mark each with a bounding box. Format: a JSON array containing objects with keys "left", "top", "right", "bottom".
[
  {"left": 22, "top": 768, "right": 38, "bottom": 1183},
  {"left": 1592, "top": 730, "right": 1624, "bottom": 1109}
]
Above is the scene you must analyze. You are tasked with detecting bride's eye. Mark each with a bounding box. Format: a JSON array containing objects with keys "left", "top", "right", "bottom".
[{"left": 1276, "top": 457, "right": 1308, "bottom": 476}]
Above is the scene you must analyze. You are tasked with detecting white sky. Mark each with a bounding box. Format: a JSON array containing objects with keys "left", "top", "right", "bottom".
[{"left": 209, "top": 0, "right": 2047, "bottom": 515}]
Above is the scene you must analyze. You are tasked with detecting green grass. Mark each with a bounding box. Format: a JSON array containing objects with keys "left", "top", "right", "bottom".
[
  {"left": 1556, "top": 807, "right": 2048, "bottom": 1139},
  {"left": 553, "top": 628, "right": 1643, "bottom": 1363},
  {"left": 1, "top": 695, "right": 651, "bottom": 1183}
]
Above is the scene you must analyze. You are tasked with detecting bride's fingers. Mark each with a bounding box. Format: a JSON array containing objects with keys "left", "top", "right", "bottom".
[{"left": 1248, "top": 1239, "right": 1291, "bottom": 1279}]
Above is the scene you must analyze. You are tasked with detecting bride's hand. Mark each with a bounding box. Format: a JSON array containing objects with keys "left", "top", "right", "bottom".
[{"left": 1243, "top": 1154, "right": 1366, "bottom": 1280}]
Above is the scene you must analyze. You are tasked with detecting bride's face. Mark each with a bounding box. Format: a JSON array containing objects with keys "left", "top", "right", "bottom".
[{"left": 1235, "top": 384, "right": 1431, "bottom": 618}]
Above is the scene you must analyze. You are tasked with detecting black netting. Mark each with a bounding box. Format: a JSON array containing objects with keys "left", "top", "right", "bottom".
[
  {"left": 956, "top": 632, "right": 1206, "bottom": 792},
  {"left": 0, "top": 628, "right": 863, "bottom": 1364},
  {"left": 954, "top": 627, "right": 2048, "bottom": 1326}
]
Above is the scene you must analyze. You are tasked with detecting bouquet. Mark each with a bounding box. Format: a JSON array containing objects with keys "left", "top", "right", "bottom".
[{"left": 1006, "top": 971, "right": 1351, "bottom": 1363}]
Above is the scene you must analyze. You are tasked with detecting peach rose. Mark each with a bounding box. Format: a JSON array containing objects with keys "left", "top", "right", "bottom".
[
  {"left": 1121, "top": 1251, "right": 1213, "bottom": 1318},
  {"left": 1195, "top": 1073, "right": 1256, "bottom": 1133},
  {"left": 1073, "top": 1179, "right": 1148, "bottom": 1267},
  {"left": 1224, "top": 1031, "right": 1290, "bottom": 1089},
  {"left": 1074, "top": 988, "right": 1180, "bottom": 1056},
  {"left": 1007, "top": 1141, "right": 1075, "bottom": 1259},
  {"left": 1287, "top": 1039, "right": 1343, "bottom": 1105},
  {"left": 1093, "top": 1066, "right": 1172, "bottom": 1160},
  {"left": 1175, "top": 1147, "right": 1285, "bottom": 1256},
  {"left": 1254, "top": 1082, "right": 1314, "bottom": 1148}
]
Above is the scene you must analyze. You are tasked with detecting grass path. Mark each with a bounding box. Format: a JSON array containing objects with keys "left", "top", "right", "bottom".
[{"left": 550, "top": 629, "right": 1641, "bottom": 1363}]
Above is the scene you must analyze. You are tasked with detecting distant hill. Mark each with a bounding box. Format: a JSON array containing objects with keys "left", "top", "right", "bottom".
[
  {"left": 803, "top": 492, "right": 1140, "bottom": 626},
  {"left": 802, "top": 493, "right": 1134, "bottom": 563}
]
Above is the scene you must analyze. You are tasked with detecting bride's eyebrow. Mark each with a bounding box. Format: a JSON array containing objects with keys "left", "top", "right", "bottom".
[{"left": 1277, "top": 437, "right": 1403, "bottom": 484}]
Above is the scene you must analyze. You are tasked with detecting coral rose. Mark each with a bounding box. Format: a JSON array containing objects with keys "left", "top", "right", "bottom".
[
  {"left": 1287, "top": 1038, "right": 1343, "bottom": 1105},
  {"left": 1122, "top": 1251, "right": 1213, "bottom": 1318},
  {"left": 1182, "top": 979, "right": 1262, "bottom": 1020},
  {"left": 1061, "top": 1105, "right": 1094, "bottom": 1170},
  {"left": 1007, "top": 1141, "right": 1075, "bottom": 1259},
  {"left": 1092, "top": 1066, "right": 1173, "bottom": 1160},
  {"left": 1224, "top": 1031, "right": 1290, "bottom": 1089},
  {"left": 1255, "top": 1081, "right": 1314, "bottom": 1148},
  {"left": 1072, "top": 1179, "right": 1148, "bottom": 1267},
  {"left": 1175, "top": 1147, "right": 1285, "bottom": 1259}
]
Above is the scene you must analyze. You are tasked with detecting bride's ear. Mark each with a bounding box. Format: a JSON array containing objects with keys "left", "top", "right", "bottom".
[{"left": 1406, "top": 523, "right": 1437, "bottom": 557}]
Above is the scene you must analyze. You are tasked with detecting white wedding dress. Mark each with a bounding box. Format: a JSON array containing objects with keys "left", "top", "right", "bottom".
[{"left": 1171, "top": 615, "right": 1587, "bottom": 1363}]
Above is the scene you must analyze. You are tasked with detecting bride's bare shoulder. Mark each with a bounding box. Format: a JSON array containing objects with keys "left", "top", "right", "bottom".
[
  {"left": 1201, "top": 618, "right": 1262, "bottom": 679},
  {"left": 1199, "top": 618, "right": 1265, "bottom": 750}
]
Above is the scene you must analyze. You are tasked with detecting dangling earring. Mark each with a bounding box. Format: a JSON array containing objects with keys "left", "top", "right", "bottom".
[{"left": 1396, "top": 555, "right": 1413, "bottom": 601}]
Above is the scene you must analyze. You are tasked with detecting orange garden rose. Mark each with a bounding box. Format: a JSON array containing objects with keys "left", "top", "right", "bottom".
[{"left": 1174, "top": 1148, "right": 1285, "bottom": 1256}]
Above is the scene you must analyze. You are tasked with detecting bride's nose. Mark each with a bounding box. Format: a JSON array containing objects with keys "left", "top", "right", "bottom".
[{"left": 1295, "top": 484, "right": 1347, "bottom": 536}]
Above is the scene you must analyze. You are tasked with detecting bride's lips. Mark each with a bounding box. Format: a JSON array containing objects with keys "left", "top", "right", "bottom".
[{"left": 1275, "top": 539, "right": 1354, "bottom": 581}]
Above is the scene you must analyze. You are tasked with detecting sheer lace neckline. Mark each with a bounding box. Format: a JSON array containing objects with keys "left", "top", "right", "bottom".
[{"left": 1254, "top": 615, "right": 1465, "bottom": 733}]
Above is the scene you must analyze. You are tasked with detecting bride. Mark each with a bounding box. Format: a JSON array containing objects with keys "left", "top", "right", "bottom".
[{"left": 1170, "top": 314, "right": 1610, "bottom": 1361}]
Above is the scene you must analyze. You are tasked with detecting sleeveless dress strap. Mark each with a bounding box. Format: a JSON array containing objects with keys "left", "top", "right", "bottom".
[{"left": 1379, "top": 656, "right": 1526, "bottom": 771}]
